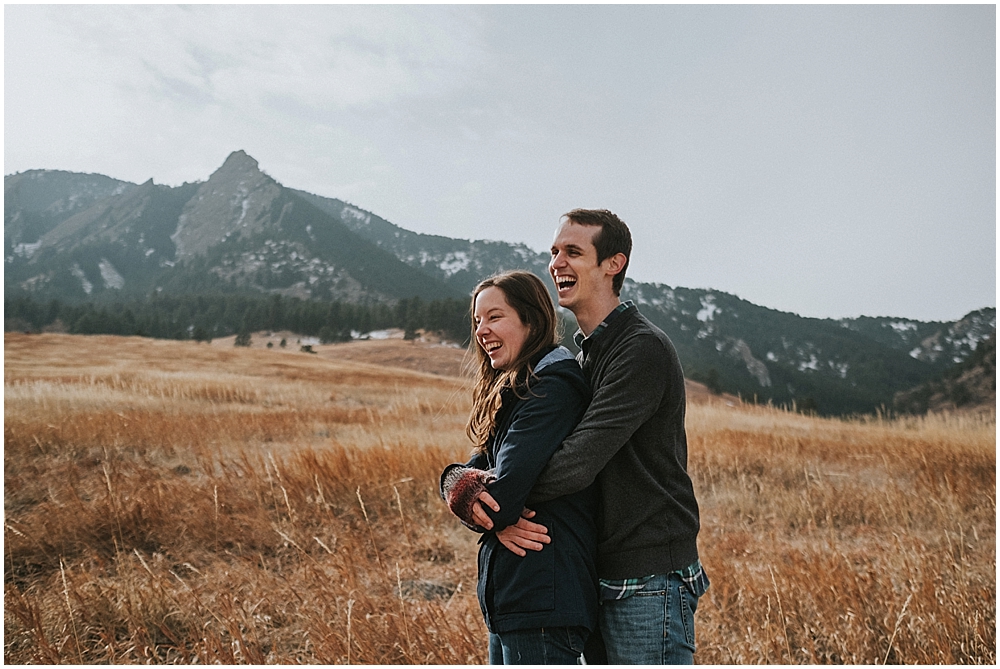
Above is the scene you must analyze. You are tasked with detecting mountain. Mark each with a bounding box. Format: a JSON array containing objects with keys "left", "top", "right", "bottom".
[
  {"left": 893, "top": 333, "right": 996, "bottom": 414},
  {"left": 619, "top": 287, "right": 994, "bottom": 415},
  {"left": 5, "top": 151, "right": 995, "bottom": 416},
  {"left": 5, "top": 152, "right": 460, "bottom": 304},
  {"left": 289, "top": 189, "right": 998, "bottom": 414},
  {"left": 291, "top": 188, "right": 551, "bottom": 295},
  {"left": 5, "top": 169, "right": 134, "bottom": 256}
]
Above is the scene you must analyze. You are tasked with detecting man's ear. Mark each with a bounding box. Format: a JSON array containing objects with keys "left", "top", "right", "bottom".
[{"left": 602, "top": 253, "right": 628, "bottom": 278}]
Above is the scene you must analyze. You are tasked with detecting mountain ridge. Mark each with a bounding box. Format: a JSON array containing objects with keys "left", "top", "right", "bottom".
[{"left": 5, "top": 150, "right": 995, "bottom": 415}]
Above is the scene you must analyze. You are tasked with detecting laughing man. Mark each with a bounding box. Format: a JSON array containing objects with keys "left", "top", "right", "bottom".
[{"left": 468, "top": 208, "right": 709, "bottom": 664}]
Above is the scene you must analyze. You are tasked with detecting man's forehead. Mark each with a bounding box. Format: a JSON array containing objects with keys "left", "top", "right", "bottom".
[{"left": 552, "top": 221, "right": 598, "bottom": 247}]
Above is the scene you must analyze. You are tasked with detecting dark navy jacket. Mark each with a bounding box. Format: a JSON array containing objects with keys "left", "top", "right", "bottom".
[{"left": 441, "top": 346, "right": 598, "bottom": 634}]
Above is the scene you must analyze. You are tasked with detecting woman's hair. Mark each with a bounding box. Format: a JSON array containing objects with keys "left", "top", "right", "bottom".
[{"left": 466, "top": 270, "right": 559, "bottom": 451}]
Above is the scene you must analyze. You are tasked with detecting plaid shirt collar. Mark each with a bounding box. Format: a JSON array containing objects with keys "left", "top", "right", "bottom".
[{"left": 573, "top": 300, "right": 635, "bottom": 350}]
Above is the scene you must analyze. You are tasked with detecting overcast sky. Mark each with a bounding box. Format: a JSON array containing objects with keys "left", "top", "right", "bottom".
[{"left": 5, "top": 4, "right": 995, "bottom": 322}]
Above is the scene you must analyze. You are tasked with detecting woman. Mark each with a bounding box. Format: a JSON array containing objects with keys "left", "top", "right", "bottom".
[{"left": 440, "top": 270, "right": 598, "bottom": 665}]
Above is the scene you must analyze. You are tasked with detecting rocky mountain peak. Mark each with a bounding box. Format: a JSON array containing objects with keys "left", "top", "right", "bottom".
[
  {"left": 172, "top": 151, "right": 282, "bottom": 258},
  {"left": 215, "top": 150, "right": 261, "bottom": 177}
]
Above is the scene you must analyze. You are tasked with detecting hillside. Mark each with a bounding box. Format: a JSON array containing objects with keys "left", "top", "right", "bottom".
[
  {"left": 5, "top": 151, "right": 995, "bottom": 415},
  {"left": 5, "top": 152, "right": 460, "bottom": 304},
  {"left": 894, "top": 333, "right": 996, "bottom": 414}
]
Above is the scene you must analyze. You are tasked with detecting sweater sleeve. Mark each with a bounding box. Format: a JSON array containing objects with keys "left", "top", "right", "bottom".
[
  {"left": 480, "top": 372, "right": 589, "bottom": 530},
  {"left": 527, "top": 333, "right": 669, "bottom": 504}
]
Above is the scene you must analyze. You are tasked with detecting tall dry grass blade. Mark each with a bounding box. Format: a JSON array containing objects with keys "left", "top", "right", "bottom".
[
  {"left": 347, "top": 597, "right": 354, "bottom": 665},
  {"left": 356, "top": 487, "right": 385, "bottom": 572},
  {"left": 396, "top": 562, "right": 412, "bottom": 656},
  {"left": 213, "top": 484, "right": 219, "bottom": 550},
  {"left": 274, "top": 527, "right": 314, "bottom": 563},
  {"left": 769, "top": 564, "right": 792, "bottom": 662},
  {"left": 59, "top": 558, "right": 84, "bottom": 664},
  {"left": 883, "top": 593, "right": 913, "bottom": 664},
  {"left": 393, "top": 485, "right": 413, "bottom": 549},
  {"left": 133, "top": 548, "right": 153, "bottom": 576},
  {"left": 315, "top": 473, "right": 327, "bottom": 507},
  {"left": 281, "top": 484, "right": 295, "bottom": 524}
]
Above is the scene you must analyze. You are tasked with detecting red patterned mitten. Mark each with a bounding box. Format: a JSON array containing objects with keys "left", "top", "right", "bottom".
[{"left": 441, "top": 467, "right": 496, "bottom": 528}]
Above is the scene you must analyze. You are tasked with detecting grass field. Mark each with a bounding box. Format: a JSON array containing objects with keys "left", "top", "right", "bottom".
[{"left": 4, "top": 333, "right": 995, "bottom": 664}]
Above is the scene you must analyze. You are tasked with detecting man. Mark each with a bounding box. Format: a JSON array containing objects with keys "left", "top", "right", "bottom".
[{"left": 467, "top": 209, "right": 708, "bottom": 664}]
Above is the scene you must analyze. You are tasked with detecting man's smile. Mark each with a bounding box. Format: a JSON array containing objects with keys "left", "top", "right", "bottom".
[{"left": 554, "top": 274, "right": 578, "bottom": 292}]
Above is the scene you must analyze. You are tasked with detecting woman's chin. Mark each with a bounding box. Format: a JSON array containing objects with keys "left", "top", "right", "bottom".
[{"left": 490, "top": 357, "right": 513, "bottom": 371}]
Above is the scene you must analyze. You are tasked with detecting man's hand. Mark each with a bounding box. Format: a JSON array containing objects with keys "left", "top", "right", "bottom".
[
  {"left": 470, "top": 490, "right": 500, "bottom": 530},
  {"left": 496, "top": 509, "right": 550, "bottom": 557}
]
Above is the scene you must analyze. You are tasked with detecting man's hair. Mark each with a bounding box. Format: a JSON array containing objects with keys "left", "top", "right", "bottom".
[{"left": 562, "top": 208, "right": 632, "bottom": 295}]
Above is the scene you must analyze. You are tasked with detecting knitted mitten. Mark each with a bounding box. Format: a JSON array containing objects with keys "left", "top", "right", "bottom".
[{"left": 441, "top": 467, "right": 496, "bottom": 529}]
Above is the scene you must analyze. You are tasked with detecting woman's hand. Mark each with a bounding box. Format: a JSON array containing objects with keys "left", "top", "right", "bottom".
[{"left": 471, "top": 490, "right": 500, "bottom": 529}]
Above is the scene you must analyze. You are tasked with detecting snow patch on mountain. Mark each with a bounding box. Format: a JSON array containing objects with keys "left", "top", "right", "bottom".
[
  {"left": 70, "top": 263, "right": 92, "bottom": 295},
  {"left": 341, "top": 206, "right": 371, "bottom": 225},
  {"left": 438, "top": 252, "right": 471, "bottom": 277},
  {"left": 829, "top": 361, "right": 850, "bottom": 379},
  {"left": 697, "top": 295, "right": 720, "bottom": 322},
  {"left": 98, "top": 259, "right": 125, "bottom": 290},
  {"left": 13, "top": 242, "right": 41, "bottom": 259},
  {"left": 798, "top": 353, "right": 820, "bottom": 372},
  {"left": 236, "top": 197, "right": 251, "bottom": 227}
]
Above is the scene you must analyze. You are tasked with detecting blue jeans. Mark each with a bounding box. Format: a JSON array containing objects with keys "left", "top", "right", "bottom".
[
  {"left": 488, "top": 626, "right": 588, "bottom": 665},
  {"left": 599, "top": 572, "right": 705, "bottom": 664}
]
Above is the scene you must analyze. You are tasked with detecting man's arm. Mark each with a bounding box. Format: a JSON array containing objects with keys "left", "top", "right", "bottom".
[
  {"left": 478, "top": 372, "right": 589, "bottom": 530},
  {"left": 527, "top": 334, "right": 669, "bottom": 504}
]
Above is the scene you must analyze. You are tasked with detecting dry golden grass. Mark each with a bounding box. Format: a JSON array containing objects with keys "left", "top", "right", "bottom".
[{"left": 4, "top": 333, "right": 995, "bottom": 664}]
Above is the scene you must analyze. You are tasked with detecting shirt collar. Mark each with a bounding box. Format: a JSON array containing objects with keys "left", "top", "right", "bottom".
[{"left": 573, "top": 300, "right": 635, "bottom": 349}]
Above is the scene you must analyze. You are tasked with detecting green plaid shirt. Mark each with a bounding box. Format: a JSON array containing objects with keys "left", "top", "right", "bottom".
[
  {"left": 573, "top": 301, "right": 634, "bottom": 349},
  {"left": 600, "top": 560, "right": 708, "bottom": 601}
]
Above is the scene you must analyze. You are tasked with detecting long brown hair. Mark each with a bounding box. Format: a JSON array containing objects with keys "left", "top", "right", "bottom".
[{"left": 466, "top": 271, "right": 559, "bottom": 452}]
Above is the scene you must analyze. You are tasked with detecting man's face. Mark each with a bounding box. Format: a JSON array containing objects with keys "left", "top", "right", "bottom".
[{"left": 549, "top": 221, "right": 609, "bottom": 312}]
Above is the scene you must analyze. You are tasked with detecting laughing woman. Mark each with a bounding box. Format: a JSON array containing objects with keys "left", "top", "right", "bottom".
[{"left": 440, "top": 270, "right": 598, "bottom": 665}]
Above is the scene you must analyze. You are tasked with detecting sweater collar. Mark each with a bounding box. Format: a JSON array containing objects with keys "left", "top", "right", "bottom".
[{"left": 573, "top": 301, "right": 636, "bottom": 350}]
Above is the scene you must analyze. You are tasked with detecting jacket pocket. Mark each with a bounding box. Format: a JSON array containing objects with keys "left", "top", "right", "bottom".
[{"left": 489, "top": 538, "right": 555, "bottom": 615}]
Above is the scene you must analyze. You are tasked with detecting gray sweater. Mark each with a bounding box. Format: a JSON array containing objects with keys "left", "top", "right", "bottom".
[{"left": 527, "top": 304, "right": 700, "bottom": 580}]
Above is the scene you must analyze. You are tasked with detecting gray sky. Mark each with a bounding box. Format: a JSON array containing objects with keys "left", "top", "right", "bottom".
[{"left": 5, "top": 4, "right": 995, "bottom": 322}]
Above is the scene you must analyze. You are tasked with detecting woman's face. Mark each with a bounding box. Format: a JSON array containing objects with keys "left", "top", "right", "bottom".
[{"left": 473, "top": 286, "right": 531, "bottom": 371}]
